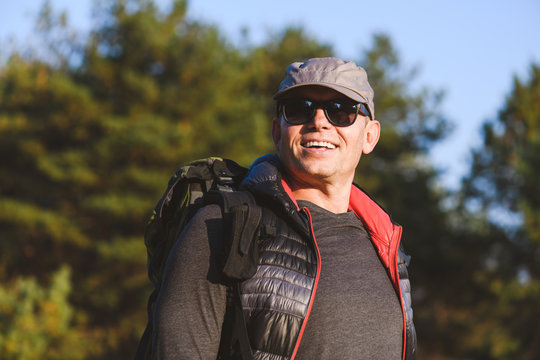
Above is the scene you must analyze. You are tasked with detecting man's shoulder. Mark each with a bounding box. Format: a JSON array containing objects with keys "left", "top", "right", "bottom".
[{"left": 190, "top": 203, "right": 223, "bottom": 226}]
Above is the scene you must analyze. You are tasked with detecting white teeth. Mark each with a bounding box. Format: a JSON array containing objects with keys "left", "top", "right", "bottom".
[{"left": 304, "top": 141, "right": 336, "bottom": 149}]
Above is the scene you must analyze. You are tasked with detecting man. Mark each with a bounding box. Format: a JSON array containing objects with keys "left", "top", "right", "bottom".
[{"left": 152, "top": 57, "right": 417, "bottom": 359}]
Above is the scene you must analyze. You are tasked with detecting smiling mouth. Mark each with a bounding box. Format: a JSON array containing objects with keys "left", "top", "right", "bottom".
[{"left": 303, "top": 141, "right": 337, "bottom": 149}]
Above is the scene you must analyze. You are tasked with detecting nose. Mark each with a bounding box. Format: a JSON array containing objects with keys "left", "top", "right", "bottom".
[{"left": 311, "top": 108, "right": 332, "bottom": 129}]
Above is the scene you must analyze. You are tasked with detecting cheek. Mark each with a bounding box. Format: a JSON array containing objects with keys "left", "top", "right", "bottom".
[
  {"left": 278, "top": 125, "right": 297, "bottom": 147},
  {"left": 341, "top": 127, "right": 363, "bottom": 146},
  {"left": 341, "top": 128, "right": 365, "bottom": 161}
]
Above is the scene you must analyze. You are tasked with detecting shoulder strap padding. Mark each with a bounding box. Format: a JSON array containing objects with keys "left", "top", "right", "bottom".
[{"left": 204, "top": 189, "right": 261, "bottom": 281}]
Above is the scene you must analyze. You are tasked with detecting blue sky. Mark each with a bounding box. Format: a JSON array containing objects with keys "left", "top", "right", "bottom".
[{"left": 2, "top": 0, "right": 540, "bottom": 189}]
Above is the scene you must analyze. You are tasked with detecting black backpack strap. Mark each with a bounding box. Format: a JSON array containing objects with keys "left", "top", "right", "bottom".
[
  {"left": 218, "top": 282, "right": 253, "bottom": 360},
  {"left": 205, "top": 190, "right": 261, "bottom": 281},
  {"left": 222, "top": 193, "right": 261, "bottom": 280},
  {"left": 205, "top": 190, "right": 260, "bottom": 360},
  {"left": 233, "top": 281, "right": 254, "bottom": 360}
]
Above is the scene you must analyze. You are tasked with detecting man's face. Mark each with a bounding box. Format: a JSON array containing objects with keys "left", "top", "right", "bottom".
[{"left": 272, "top": 86, "right": 380, "bottom": 189}]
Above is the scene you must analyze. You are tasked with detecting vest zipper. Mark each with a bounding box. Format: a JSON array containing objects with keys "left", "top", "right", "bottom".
[{"left": 290, "top": 207, "right": 321, "bottom": 360}]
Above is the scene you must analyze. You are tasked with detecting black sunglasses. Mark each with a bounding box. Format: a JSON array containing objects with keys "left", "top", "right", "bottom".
[{"left": 277, "top": 99, "right": 371, "bottom": 127}]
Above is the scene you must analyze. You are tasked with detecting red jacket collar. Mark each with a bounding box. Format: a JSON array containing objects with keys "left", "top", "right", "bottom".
[
  {"left": 281, "top": 178, "right": 400, "bottom": 269},
  {"left": 348, "top": 185, "right": 400, "bottom": 268}
]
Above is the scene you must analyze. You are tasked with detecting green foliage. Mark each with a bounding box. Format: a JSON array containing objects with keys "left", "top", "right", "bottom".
[
  {"left": 455, "top": 64, "right": 540, "bottom": 359},
  {"left": 464, "top": 65, "right": 540, "bottom": 231},
  {"left": 0, "top": 266, "right": 89, "bottom": 360}
]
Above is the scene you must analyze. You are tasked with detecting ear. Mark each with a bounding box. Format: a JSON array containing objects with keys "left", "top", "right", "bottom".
[
  {"left": 272, "top": 117, "right": 282, "bottom": 150},
  {"left": 362, "top": 120, "right": 380, "bottom": 154}
]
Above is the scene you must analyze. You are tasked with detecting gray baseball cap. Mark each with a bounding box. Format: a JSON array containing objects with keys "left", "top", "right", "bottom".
[{"left": 273, "top": 57, "right": 375, "bottom": 120}]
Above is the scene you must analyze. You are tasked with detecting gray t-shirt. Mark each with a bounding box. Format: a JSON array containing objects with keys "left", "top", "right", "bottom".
[
  {"left": 295, "top": 200, "right": 403, "bottom": 360},
  {"left": 153, "top": 201, "right": 403, "bottom": 359}
]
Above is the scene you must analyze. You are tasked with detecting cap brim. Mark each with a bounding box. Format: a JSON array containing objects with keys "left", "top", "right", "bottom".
[{"left": 273, "top": 82, "right": 367, "bottom": 104}]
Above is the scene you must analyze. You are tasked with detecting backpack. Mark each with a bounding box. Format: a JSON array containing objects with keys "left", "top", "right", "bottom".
[{"left": 135, "top": 157, "right": 260, "bottom": 360}]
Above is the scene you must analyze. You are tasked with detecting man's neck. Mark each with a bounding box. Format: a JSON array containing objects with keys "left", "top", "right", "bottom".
[{"left": 291, "top": 184, "right": 352, "bottom": 214}]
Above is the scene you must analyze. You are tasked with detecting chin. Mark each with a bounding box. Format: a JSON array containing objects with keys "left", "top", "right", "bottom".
[{"left": 297, "top": 163, "right": 336, "bottom": 180}]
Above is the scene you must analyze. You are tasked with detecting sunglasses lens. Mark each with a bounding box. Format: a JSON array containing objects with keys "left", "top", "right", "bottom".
[
  {"left": 282, "top": 100, "right": 313, "bottom": 125},
  {"left": 325, "top": 101, "right": 358, "bottom": 126},
  {"left": 357, "top": 103, "right": 371, "bottom": 119}
]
